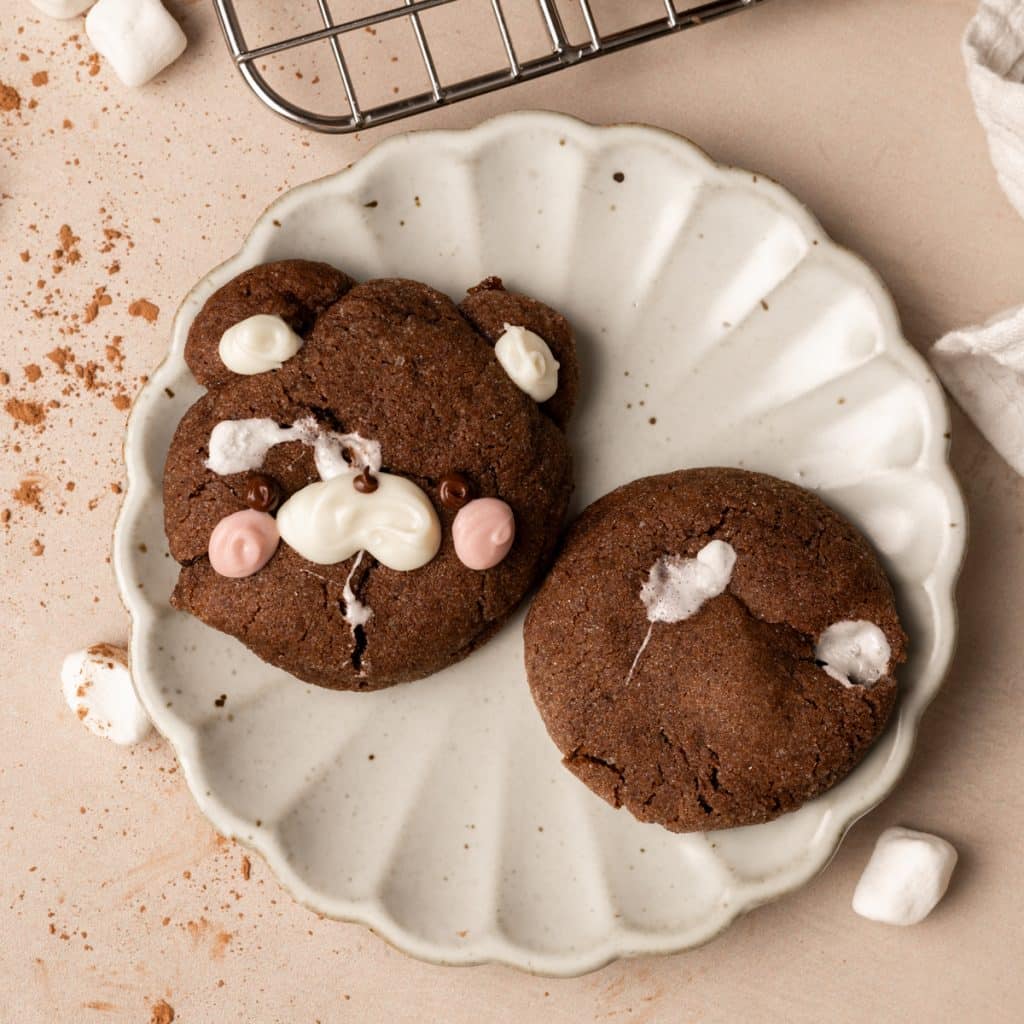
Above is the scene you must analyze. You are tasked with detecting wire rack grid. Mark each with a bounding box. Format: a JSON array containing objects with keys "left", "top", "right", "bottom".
[{"left": 214, "top": 0, "right": 765, "bottom": 133}]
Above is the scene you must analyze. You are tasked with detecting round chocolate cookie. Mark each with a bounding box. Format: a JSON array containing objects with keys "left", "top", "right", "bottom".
[
  {"left": 164, "top": 261, "right": 576, "bottom": 691},
  {"left": 524, "top": 468, "right": 907, "bottom": 833}
]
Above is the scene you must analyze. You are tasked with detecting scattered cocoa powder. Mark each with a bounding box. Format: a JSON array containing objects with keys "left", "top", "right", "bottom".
[
  {"left": 128, "top": 299, "right": 159, "bottom": 323},
  {"left": 4, "top": 397, "right": 46, "bottom": 426},
  {"left": 82, "top": 286, "right": 111, "bottom": 324},
  {"left": 46, "top": 347, "right": 73, "bottom": 373},
  {"left": 150, "top": 1000, "right": 175, "bottom": 1024},
  {"left": 87, "top": 53, "right": 101, "bottom": 77},
  {"left": 0, "top": 82, "right": 21, "bottom": 112},
  {"left": 24, "top": 363, "right": 41, "bottom": 383},
  {"left": 31, "top": 71, "right": 48, "bottom": 87},
  {"left": 13, "top": 479, "right": 43, "bottom": 512},
  {"left": 111, "top": 392, "right": 130, "bottom": 411}
]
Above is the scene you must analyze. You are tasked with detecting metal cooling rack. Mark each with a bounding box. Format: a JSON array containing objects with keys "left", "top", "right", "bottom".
[{"left": 214, "top": 0, "right": 764, "bottom": 133}]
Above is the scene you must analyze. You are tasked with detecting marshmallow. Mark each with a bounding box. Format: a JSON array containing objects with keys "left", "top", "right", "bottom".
[
  {"left": 494, "top": 323, "right": 560, "bottom": 402},
  {"left": 627, "top": 541, "right": 737, "bottom": 684},
  {"left": 205, "top": 417, "right": 381, "bottom": 479},
  {"left": 218, "top": 315, "right": 304, "bottom": 375},
  {"left": 276, "top": 470, "right": 441, "bottom": 572},
  {"left": 31, "top": 0, "right": 94, "bottom": 18},
  {"left": 815, "top": 620, "right": 891, "bottom": 688},
  {"left": 61, "top": 644, "right": 152, "bottom": 746},
  {"left": 85, "top": 0, "right": 187, "bottom": 88},
  {"left": 853, "top": 827, "right": 958, "bottom": 926},
  {"left": 641, "top": 540, "right": 737, "bottom": 624}
]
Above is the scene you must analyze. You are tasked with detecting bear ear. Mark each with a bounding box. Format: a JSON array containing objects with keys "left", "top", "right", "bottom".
[
  {"left": 459, "top": 278, "right": 579, "bottom": 430},
  {"left": 185, "top": 260, "right": 355, "bottom": 389}
]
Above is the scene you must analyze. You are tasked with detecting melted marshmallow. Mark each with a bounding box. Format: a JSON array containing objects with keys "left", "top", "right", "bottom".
[
  {"left": 640, "top": 540, "right": 737, "bottom": 623},
  {"left": 276, "top": 470, "right": 440, "bottom": 571},
  {"left": 627, "top": 540, "right": 736, "bottom": 684},
  {"left": 205, "top": 417, "right": 381, "bottom": 478},
  {"left": 341, "top": 550, "right": 373, "bottom": 630},
  {"left": 815, "top": 620, "right": 891, "bottom": 688},
  {"left": 494, "top": 323, "right": 560, "bottom": 402},
  {"left": 218, "top": 314, "right": 304, "bottom": 375}
]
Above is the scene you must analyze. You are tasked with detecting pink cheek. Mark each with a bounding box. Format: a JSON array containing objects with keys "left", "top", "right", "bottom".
[
  {"left": 208, "top": 509, "right": 280, "bottom": 578},
  {"left": 452, "top": 498, "right": 515, "bottom": 570}
]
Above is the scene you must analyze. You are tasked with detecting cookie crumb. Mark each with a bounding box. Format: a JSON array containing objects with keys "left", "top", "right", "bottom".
[
  {"left": 240, "top": 856, "right": 251, "bottom": 881},
  {"left": 31, "top": 71, "right": 48, "bottom": 87},
  {"left": 24, "top": 363, "right": 42, "bottom": 383},
  {"left": 30, "top": 539, "right": 45, "bottom": 556}
]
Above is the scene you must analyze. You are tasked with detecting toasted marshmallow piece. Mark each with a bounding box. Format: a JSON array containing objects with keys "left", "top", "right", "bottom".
[
  {"left": 853, "top": 827, "right": 958, "bottom": 926},
  {"left": 61, "top": 644, "right": 152, "bottom": 746},
  {"left": 86, "top": 0, "right": 187, "bottom": 88}
]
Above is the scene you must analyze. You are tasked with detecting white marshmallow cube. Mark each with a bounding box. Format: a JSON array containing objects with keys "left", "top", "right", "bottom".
[
  {"left": 62, "top": 644, "right": 152, "bottom": 746},
  {"left": 852, "top": 826, "right": 958, "bottom": 925},
  {"left": 30, "top": 0, "right": 94, "bottom": 18},
  {"left": 85, "top": 0, "right": 187, "bottom": 88}
]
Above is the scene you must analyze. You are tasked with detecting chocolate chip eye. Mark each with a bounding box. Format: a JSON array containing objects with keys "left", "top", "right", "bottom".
[
  {"left": 242, "top": 472, "right": 282, "bottom": 513},
  {"left": 438, "top": 471, "right": 475, "bottom": 512},
  {"left": 352, "top": 469, "right": 379, "bottom": 494}
]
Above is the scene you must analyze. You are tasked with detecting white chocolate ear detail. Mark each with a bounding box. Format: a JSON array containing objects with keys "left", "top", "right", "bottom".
[
  {"left": 218, "top": 314, "right": 304, "bottom": 375},
  {"left": 276, "top": 471, "right": 441, "bottom": 572},
  {"left": 494, "top": 323, "right": 559, "bottom": 402}
]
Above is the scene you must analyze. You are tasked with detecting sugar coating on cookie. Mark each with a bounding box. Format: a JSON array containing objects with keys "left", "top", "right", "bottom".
[
  {"left": 853, "top": 827, "right": 957, "bottom": 925},
  {"left": 164, "top": 263, "right": 577, "bottom": 691},
  {"left": 524, "top": 467, "right": 907, "bottom": 833}
]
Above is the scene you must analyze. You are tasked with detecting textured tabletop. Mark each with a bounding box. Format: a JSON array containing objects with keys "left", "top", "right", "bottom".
[{"left": 1, "top": 1, "right": 1020, "bottom": 1020}]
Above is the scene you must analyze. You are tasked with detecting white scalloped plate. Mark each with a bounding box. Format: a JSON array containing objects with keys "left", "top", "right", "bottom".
[{"left": 114, "top": 112, "right": 965, "bottom": 976}]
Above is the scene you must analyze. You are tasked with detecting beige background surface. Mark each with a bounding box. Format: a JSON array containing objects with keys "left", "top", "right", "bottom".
[{"left": 1, "top": 1, "right": 1022, "bottom": 1021}]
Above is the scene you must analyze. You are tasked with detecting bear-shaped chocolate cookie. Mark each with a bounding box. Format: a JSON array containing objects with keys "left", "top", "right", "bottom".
[{"left": 163, "top": 260, "right": 578, "bottom": 690}]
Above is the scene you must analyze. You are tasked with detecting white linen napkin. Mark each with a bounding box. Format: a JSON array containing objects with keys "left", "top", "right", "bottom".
[{"left": 931, "top": 1, "right": 1024, "bottom": 473}]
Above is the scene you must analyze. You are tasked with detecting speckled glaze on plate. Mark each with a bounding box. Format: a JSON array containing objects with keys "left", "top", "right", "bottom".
[{"left": 113, "top": 112, "right": 965, "bottom": 976}]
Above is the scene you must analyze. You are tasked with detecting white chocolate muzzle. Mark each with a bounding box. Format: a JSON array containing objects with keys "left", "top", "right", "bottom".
[{"left": 276, "top": 470, "right": 441, "bottom": 571}]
